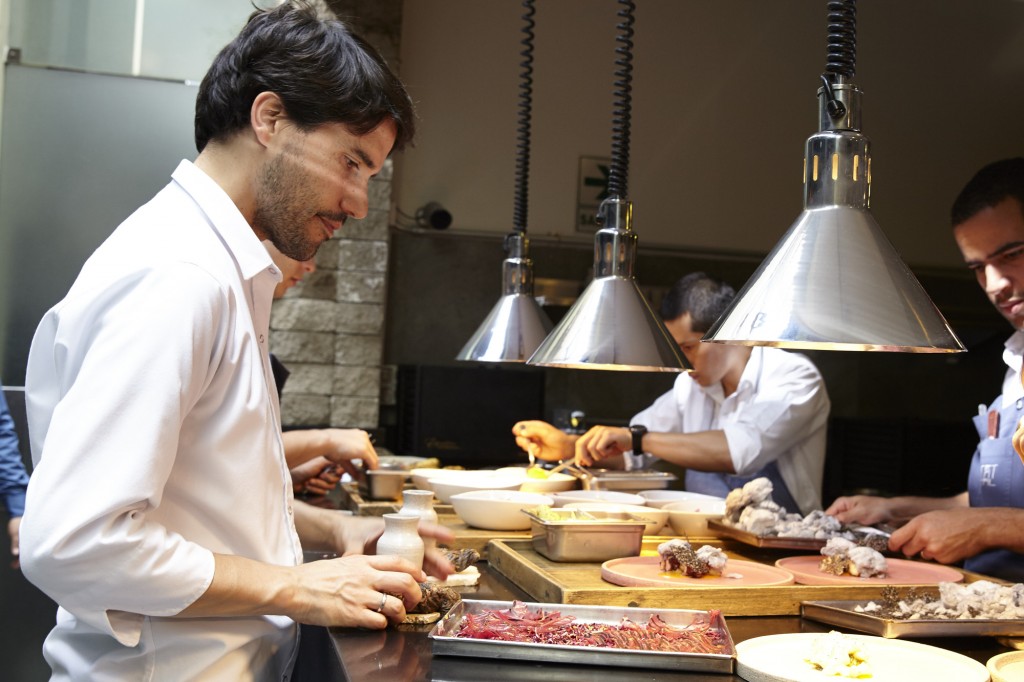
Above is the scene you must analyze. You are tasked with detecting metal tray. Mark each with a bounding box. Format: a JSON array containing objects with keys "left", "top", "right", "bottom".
[
  {"left": 429, "top": 599, "right": 735, "bottom": 673},
  {"left": 706, "top": 518, "right": 828, "bottom": 550},
  {"left": 585, "top": 469, "right": 677, "bottom": 491},
  {"left": 523, "top": 509, "right": 645, "bottom": 562},
  {"left": 801, "top": 599, "right": 1024, "bottom": 639}
]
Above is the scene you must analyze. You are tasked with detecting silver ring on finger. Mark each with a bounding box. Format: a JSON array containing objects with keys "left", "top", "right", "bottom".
[{"left": 375, "top": 592, "right": 387, "bottom": 613}]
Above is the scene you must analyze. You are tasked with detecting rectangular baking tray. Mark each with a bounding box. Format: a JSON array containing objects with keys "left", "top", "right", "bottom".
[
  {"left": 706, "top": 518, "right": 828, "bottom": 550},
  {"left": 584, "top": 469, "right": 677, "bottom": 491},
  {"left": 524, "top": 509, "right": 645, "bottom": 562},
  {"left": 429, "top": 599, "right": 735, "bottom": 673},
  {"left": 802, "top": 599, "right": 1024, "bottom": 638}
]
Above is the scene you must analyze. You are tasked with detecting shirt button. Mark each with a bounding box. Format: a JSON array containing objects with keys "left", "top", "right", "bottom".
[{"left": 287, "top": 505, "right": 294, "bottom": 516}]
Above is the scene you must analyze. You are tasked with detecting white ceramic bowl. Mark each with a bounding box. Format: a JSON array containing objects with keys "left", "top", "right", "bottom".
[
  {"left": 427, "top": 472, "right": 523, "bottom": 503},
  {"left": 550, "top": 489, "right": 646, "bottom": 507},
  {"left": 409, "top": 467, "right": 458, "bottom": 491},
  {"left": 664, "top": 498, "right": 727, "bottom": 536},
  {"left": 563, "top": 502, "right": 669, "bottom": 536},
  {"left": 495, "top": 467, "right": 579, "bottom": 494},
  {"left": 450, "top": 490, "right": 555, "bottom": 531},
  {"left": 637, "top": 490, "right": 726, "bottom": 509}
]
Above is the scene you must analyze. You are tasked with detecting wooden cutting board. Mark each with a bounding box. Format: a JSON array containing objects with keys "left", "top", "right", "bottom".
[{"left": 486, "top": 539, "right": 985, "bottom": 617}]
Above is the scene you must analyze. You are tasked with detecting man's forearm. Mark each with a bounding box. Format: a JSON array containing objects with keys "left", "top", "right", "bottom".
[{"left": 643, "top": 430, "right": 734, "bottom": 473}]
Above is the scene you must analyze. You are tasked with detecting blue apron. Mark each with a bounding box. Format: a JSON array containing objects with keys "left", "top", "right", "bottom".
[
  {"left": 964, "top": 396, "right": 1024, "bottom": 581},
  {"left": 686, "top": 463, "right": 800, "bottom": 515}
]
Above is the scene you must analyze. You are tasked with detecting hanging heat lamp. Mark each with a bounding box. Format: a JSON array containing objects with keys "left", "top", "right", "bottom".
[
  {"left": 703, "top": 0, "right": 964, "bottom": 353},
  {"left": 457, "top": 0, "right": 553, "bottom": 363},
  {"left": 528, "top": 0, "right": 689, "bottom": 371}
]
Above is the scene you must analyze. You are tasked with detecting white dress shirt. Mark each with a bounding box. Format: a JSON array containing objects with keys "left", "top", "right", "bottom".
[
  {"left": 631, "top": 346, "right": 830, "bottom": 514},
  {"left": 1001, "top": 329, "right": 1024, "bottom": 407},
  {"left": 22, "top": 160, "right": 302, "bottom": 681}
]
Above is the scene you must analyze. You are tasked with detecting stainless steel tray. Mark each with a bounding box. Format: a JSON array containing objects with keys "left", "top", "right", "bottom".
[
  {"left": 523, "top": 509, "right": 645, "bottom": 562},
  {"left": 801, "top": 599, "right": 1024, "bottom": 639},
  {"left": 585, "top": 469, "right": 677, "bottom": 491},
  {"left": 707, "top": 518, "right": 828, "bottom": 550},
  {"left": 429, "top": 599, "right": 735, "bottom": 673}
]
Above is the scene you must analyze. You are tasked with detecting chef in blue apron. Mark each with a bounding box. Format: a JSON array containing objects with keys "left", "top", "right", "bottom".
[
  {"left": 966, "top": 394, "right": 1024, "bottom": 581},
  {"left": 829, "top": 157, "right": 1024, "bottom": 581}
]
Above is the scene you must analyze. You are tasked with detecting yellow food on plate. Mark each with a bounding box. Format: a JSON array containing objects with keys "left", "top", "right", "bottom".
[
  {"left": 805, "top": 631, "right": 871, "bottom": 678},
  {"left": 525, "top": 467, "right": 550, "bottom": 479}
]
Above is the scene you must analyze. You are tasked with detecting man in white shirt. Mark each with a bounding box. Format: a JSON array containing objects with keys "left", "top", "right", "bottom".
[
  {"left": 19, "top": 4, "right": 452, "bottom": 680},
  {"left": 515, "top": 272, "right": 831, "bottom": 515},
  {"left": 828, "top": 157, "right": 1024, "bottom": 582}
]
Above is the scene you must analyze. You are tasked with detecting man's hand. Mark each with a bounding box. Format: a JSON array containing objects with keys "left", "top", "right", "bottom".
[
  {"left": 888, "top": 508, "right": 999, "bottom": 564},
  {"left": 574, "top": 425, "right": 630, "bottom": 467},
  {"left": 824, "top": 495, "right": 893, "bottom": 526},
  {"left": 7, "top": 516, "right": 20, "bottom": 569},
  {"left": 512, "top": 420, "right": 575, "bottom": 462}
]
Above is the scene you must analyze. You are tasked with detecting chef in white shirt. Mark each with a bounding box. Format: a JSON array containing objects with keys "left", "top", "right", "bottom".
[
  {"left": 515, "top": 272, "right": 831, "bottom": 515},
  {"left": 19, "top": 4, "right": 452, "bottom": 680}
]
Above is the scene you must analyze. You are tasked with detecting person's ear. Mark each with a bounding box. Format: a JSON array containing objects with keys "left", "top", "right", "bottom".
[{"left": 251, "top": 91, "right": 288, "bottom": 148}]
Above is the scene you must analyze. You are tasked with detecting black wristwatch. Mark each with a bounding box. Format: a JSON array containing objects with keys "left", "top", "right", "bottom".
[{"left": 629, "top": 424, "right": 647, "bottom": 455}]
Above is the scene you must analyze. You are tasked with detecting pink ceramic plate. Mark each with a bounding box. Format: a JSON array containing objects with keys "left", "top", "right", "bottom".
[
  {"left": 601, "top": 556, "right": 795, "bottom": 588},
  {"left": 775, "top": 555, "right": 965, "bottom": 586}
]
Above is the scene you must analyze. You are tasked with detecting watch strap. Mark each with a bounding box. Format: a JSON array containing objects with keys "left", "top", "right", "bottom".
[{"left": 629, "top": 424, "right": 647, "bottom": 455}]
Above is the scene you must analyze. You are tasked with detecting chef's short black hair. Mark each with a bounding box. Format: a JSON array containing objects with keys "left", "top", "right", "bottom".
[
  {"left": 194, "top": 1, "right": 414, "bottom": 153},
  {"left": 659, "top": 272, "right": 736, "bottom": 332},
  {"left": 951, "top": 158, "right": 1024, "bottom": 227}
]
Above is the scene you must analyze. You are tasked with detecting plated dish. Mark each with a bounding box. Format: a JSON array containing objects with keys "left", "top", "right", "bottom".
[
  {"left": 430, "top": 599, "right": 735, "bottom": 674},
  {"left": 776, "top": 556, "right": 964, "bottom": 586},
  {"left": 601, "top": 556, "right": 795, "bottom": 588},
  {"left": 802, "top": 599, "right": 1024, "bottom": 639},
  {"left": 735, "top": 632, "right": 988, "bottom": 682}
]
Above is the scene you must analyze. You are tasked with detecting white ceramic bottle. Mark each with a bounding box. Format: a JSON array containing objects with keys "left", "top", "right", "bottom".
[
  {"left": 376, "top": 513, "right": 424, "bottom": 569},
  {"left": 398, "top": 489, "right": 439, "bottom": 552}
]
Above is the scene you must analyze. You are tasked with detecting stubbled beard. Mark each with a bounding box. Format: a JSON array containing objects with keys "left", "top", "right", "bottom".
[{"left": 253, "top": 151, "right": 322, "bottom": 262}]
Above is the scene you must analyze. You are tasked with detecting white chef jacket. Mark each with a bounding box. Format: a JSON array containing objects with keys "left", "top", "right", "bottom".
[
  {"left": 21, "top": 160, "right": 303, "bottom": 681},
  {"left": 631, "top": 346, "right": 830, "bottom": 514},
  {"left": 1000, "top": 330, "right": 1024, "bottom": 407}
]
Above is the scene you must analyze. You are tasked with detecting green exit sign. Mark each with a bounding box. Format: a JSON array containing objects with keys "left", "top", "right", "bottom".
[{"left": 576, "top": 155, "right": 611, "bottom": 233}]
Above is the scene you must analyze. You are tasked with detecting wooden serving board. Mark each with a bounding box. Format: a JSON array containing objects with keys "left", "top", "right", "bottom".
[
  {"left": 338, "top": 482, "right": 454, "bottom": 517},
  {"left": 486, "top": 539, "right": 986, "bottom": 617}
]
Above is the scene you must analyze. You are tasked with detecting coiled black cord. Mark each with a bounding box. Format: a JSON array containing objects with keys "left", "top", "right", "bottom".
[
  {"left": 512, "top": 0, "right": 535, "bottom": 234},
  {"left": 824, "top": 0, "right": 856, "bottom": 79},
  {"left": 606, "top": 0, "right": 635, "bottom": 200}
]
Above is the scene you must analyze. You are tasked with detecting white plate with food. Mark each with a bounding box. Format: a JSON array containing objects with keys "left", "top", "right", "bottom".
[{"left": 735, "top": 631, "right": 988, "bottom": 682}]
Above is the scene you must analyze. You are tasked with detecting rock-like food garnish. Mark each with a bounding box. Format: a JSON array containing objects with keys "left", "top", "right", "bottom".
[
  {"left": 819, "top": 537, "right": 887, "bottom": 578},
  {"left": 454, "top": 600, "right": 730, "bottom": 654},
  {"left": 657, "top": 539, "right": 727, "bottom": 578}
]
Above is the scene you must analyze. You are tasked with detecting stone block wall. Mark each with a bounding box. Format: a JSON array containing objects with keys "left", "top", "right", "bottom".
[{"left": 269, "top": 161, "right": 392, "bottom": 429}]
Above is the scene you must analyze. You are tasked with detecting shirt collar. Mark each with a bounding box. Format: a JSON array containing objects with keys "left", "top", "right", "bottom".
[
  {"left": 697, "top": 347, "right": 762, "bottom": 405},
  {"left": 1004, "top": 329, "right": 1024, "bottom": 373},
  {"left": 171, "top": 159, "right": 273, "bottom": 280}
]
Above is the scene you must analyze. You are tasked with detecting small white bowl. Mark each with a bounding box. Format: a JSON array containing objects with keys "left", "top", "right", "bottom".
[
  {"left": 450, "top": 490, "right": 555, "bottom": 531},
  {"left": 637, "top": 490, "right": 726, "bottom": 509},
  {"left": 664, "top": 498, "right": 727, "bottom": 536},
  {"left": 495, "top": 467, "right": 578, "bottom": 494},
  {"left": 427, "top": 472, "right": 523, "bottom": 503},
  {"left": 551, "top": 489, "right": 646, "bottom": 507},
  {"left": 563, "top": 502, "right": 669, "bottom": 536}
]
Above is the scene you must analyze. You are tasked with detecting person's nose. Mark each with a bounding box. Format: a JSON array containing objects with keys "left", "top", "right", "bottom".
[
  {"left": 341, "top": 182, "right": 370, "bottom": 221},
  {"left": 984, "top": 263, "right": 1012, "bottom": 297}
]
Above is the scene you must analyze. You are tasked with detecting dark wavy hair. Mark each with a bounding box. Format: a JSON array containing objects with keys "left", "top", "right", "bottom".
[
  {"left": 951, "top": 158, "right": 1024, "bottom": 227},
  {"left": 194, "top": 1, "right": 414, "bottom": 153},
  {"left": 659, "top": 272, "right": 736, "bottom": 332}
]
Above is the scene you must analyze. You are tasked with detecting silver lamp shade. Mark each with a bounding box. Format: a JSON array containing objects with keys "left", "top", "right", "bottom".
[
  {"left": 704, "top": 83, "right": 964, "bottom": 353},
  {"left": 528, "top": 197, "right": 690, "bottom": 371},
  {"left": 457, "top": 233, "right": 553, "bottom": 362}
]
